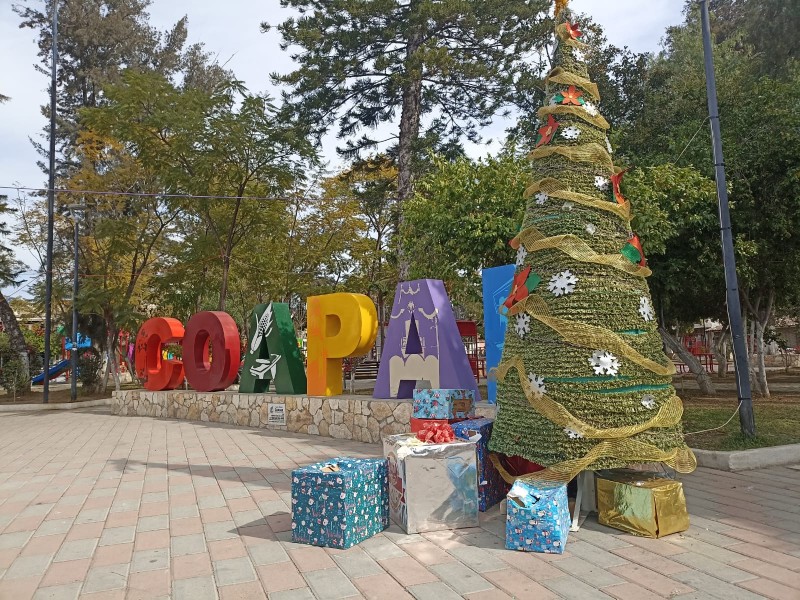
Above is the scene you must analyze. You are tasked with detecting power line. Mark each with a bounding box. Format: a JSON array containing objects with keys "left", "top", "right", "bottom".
[{"left": 0, "top": 186, "right": 292, "bottom": 202}]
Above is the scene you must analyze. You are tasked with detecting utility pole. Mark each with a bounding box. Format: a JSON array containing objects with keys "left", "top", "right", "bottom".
[
  {"left": 43, "top": 0, "right": 59, "bottom": 403},
  {"left": 68, "top": 204, "right": 86, "bottom": 402},
  {"left": 699, "top": 0, "right": 756, "bottom": 436}
]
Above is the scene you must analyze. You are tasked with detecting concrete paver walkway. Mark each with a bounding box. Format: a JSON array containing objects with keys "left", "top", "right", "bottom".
[{"left": 0, "top": 408, "right": 798, "bottom": 600}]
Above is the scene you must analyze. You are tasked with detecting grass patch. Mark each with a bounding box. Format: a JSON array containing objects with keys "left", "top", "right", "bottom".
[{"left": 683, "top": 401, "right": 800, "bottom": 451}]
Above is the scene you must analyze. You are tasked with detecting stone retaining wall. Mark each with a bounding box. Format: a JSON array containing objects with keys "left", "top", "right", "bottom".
[{"left": 113, "top": 389, "right": 498, "bottom": 443}]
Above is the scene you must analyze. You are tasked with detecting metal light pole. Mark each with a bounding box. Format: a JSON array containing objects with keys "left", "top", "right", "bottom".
[
  {"left": 68, "top": 204, "right": 85, "bottom": 402},
  {"left": 699, "top": 0, "right": 756, "bottom": 436},
  {"left": 43, "top": 0, "right": 59, "bottom": 403}
]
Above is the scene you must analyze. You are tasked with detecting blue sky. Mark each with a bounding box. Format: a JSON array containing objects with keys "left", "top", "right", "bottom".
[{"left": 0, "top": 0, "right": 685, "bottom": 292}]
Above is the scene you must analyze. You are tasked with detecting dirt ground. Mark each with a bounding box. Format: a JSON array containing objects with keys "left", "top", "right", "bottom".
[{"left": 0, "top": 383, "right": 114, "bottom": 404}]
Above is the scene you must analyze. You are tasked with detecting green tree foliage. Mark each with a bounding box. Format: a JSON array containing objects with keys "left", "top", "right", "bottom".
[
  {"left": 618, "top": 1, "right": 800, "bottom": 395},
  {"left": 267, "top": 0, "right": 553, "bottom": 264},
  {"left": 403, "top": 148, "right": 527, "bottom": 317},
  {"left": 14, "top": 0, "right": 190, "bottom": 176},
  {"left": 83, "top": 71, "right": 317, "bottom": 311}
]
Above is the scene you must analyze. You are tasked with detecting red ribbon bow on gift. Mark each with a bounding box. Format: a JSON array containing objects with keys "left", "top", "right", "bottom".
[{"left": 416, "top": 422, "right": 456, "bottom": 444}]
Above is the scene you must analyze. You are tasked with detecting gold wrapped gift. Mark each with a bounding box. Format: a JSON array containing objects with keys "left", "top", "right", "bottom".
[{"left": 596, "top": 470, "right": 689, "bottom": 538}]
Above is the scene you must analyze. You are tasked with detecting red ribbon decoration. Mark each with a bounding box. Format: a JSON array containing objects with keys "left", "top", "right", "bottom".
[
  {"left": 628, "top": 233, "right": 647, "bottom": 267},
  {"left": 611, "top": 168, "right": 630, "bottom": 205},
  {"left": 503, "top": 266, "right": 533, "bottom": 311},
  {"left": 416, "top": 421, "right": 456, "bottom": 444},
  {"left": 535, "top": 115, "right": 560, "bottom": 148},
  {"left": 565, "top": 22, "right": 583, "bottom": 39}
]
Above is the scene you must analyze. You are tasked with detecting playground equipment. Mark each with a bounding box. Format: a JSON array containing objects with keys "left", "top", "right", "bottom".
[{"left": 31, "top": 358, "right": 72, "bottom": 384}]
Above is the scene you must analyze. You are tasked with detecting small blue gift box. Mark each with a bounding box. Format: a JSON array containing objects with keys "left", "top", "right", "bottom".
[
  {"left": 506, "top": 480, "right": 570, "bottom": 554},
  {"left": 291, "top": 457, "right": 389, "bottom": 549},
  {"left": 451, "top": 418, "right": 509, "bottom": 512},
  {"left": 412, "top": 388, "right": 475, "bottom": 420}
]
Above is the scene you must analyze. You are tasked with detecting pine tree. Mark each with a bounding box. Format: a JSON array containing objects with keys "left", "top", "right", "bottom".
[{"left": 489, "top": 3, "right": 697, "bottom": 480}]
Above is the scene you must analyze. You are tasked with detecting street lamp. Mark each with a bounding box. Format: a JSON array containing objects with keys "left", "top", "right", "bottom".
[{"left": 67, "top": 203, "right": 86, "bottom": 402}]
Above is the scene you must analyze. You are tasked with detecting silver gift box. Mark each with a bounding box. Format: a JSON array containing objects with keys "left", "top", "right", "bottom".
[{"left": 383, "top": 433, "right": 479, "bottom": 534}]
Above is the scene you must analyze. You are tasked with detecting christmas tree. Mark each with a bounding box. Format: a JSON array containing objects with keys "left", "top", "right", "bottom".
[{"left": 489, "top": 1, "right": 697, "bottom": 481}]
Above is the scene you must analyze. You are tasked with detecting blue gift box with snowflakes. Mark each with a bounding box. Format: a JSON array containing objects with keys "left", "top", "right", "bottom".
[
  {"left": 451, "top": 418, "right": 509, "bottom": 512},
  {"left": 412, "top": 388, "right": 476, "bottom": 420},
  {"left": 291, "top": 457, "right": 389, "bottom": 549},
  {"left": 505, "top": 479, "right": 570, "bottom": 554}
]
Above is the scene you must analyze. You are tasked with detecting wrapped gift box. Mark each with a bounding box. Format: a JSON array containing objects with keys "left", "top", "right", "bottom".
[
  {"left": 595, "top": 470, "right": 689, "bottom": 538},
  {"left": 412, "top": 388, "right": 475, "bottom": 420},
  {"left": 383, "top": 433, "right": 479, "bottom": 533},
  {"left": 451, "top": 418, "right": 509, "bottom": 511},
  {"left": 291, "top": 457, "right": 389, "bottom": 549},
  {"left": 410, "top": 417, "right": 466, "bottom": 434},
  {"left": 506, "top": 480, "right": 570, "bottom": 554}
]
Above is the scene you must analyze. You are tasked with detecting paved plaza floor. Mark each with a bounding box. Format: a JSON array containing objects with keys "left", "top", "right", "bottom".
[{"left": 0, "top": 408, "right": 798, "bottom": 600}]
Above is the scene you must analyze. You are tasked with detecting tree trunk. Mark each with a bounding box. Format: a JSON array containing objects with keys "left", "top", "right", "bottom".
[
  {"left": 218, "top": 253, "right": 231, "bottom": 312},
  {"left": 754, "top": 320, "right": 769, "bottom": 397},
  {"left": 218, "top": 196, "right": 243, "bottom": 311},
  {"left": 712, "top": 328, "right": 730, "bottom": 378},
  {"left": 100, "top": 349, "right": 110, "bottom": 394},
  {"left": 107, "top": 328, "right": 121, "bottom": 394},
  {"left": 0, "top": 291, "right": 31, "bottom": 393},
  {"left": 742, "top": 288, "right": 774, "bottom": 397},
  {"left": 659, "top": 327, "right": 717, "bottom": 396},
  {"left": 396, "top": 24, "right": 424, "bottom": 280}
]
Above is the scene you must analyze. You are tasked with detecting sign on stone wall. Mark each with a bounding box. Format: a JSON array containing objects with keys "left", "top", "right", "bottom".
[{"left": 268, "top": 403, "right": 287, "bottom": 426}]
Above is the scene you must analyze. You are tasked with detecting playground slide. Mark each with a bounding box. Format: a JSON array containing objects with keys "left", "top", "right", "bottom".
[{"left": 31, "top": 359, "right": 72, "bottom": 385}]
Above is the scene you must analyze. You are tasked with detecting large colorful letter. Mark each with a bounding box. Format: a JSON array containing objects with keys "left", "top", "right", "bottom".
[
  {"left": 307, "top": 293, "right": 378, "bottom": 396},
  {"left": 182, "top": 311, "right": 241, "bottom": 392},
  {"left": 135, "top": 317, "right": 185, "bottom": 391},
  {"left": 239, "top": 302, "right": 307, "bottom": 394},
  {"left": 482, "top": 265, "right": 515, "bottom": 403},
  {"left": 374, "top": 280, "right": 480, "bottom": 400}
]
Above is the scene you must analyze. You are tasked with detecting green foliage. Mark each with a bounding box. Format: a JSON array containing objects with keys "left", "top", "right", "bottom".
[
  {"left": 14, "top": 0, "right": 191, "bottom": 176},
  {"left": 83, "top": 70, "right": 317, "bottom": 311},
  {"left": 403, "top": 148, "right": 527, "bottom": 317},
  {"left": 269, "top": 0, "right": 552, "bottom": 154},
  {"left": 618, "top": 1, "right": 800, "bottom": 328},
  {"left": 78, "top": 349, "right": 103, "bottom": 393},
  {"left": 0, "top": 357, "right": 29, "bottom": 396},
  {"left": 625, "top": 164, "right": 723, "bottom": 325}
]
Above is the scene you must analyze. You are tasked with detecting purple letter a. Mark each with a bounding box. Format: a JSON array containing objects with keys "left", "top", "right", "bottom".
[{"left": 374, "top": 279, "right": 480, "bottom": 400}]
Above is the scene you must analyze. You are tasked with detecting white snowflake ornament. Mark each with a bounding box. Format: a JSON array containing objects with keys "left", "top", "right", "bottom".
[
  {"left": 516, "top": 246, "right": 528, "bottom": 267},
  {"left": 535, "top": 192, "right": 549, "bottom": 205},
  {"left": 641, "top": 394, "right": 656, "bottom": 410},
  {"left": 514, "top": 314, "right": 531, "bottom": 338},
  {"left": 585, "top": 223, "right": 597, "bottom": 235},
  {"left": 594, "top": 176, "right": 609, "bottom": 191},
  {"left": 589, "top": 350, "right": 621, "bottom": 376},
  {"left": 639, "top": 297, "right": 655, "bottom": 322},
  {"left": 548, "top": 270, "right": 578, "bottom": 297},
  {"left": 572, "top": 47, "right": 586, "bottom": 62},
  {"left": 561, "top": 126, "right": 581, "bottom": 140},
  {"left": 583, "top": 102, "right": 598, "bottom": 117},
  {"left": 528, "top": 372, "right": 546, "bottom": 396},
  {"left": 564, "top": 427, "right": 584, "bottom": 440},
  {"left": 562, "top": 201, "right": 575, "bottom": 211},
  {"left": 606, "top": 137, "right": 613, "bottom": 154}
]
